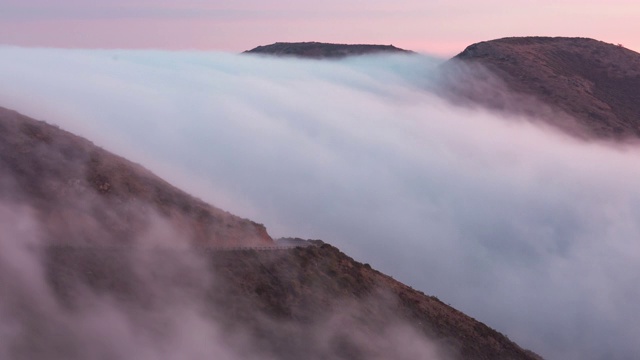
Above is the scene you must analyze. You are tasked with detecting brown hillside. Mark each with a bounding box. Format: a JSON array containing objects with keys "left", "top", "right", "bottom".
[
  {"left": 0, "top": 106, "right": 272, "bottom": 247},
  {"left": 446, "top": 37, "right": 640, "bottom": 139},
  {"left": 0, "top": 106, "right": 541, "bottom": 359},
  {"left": 46, "top": 242, "right": 541, "bottom": 360},
  {"left": 244, "top": 42, "right": 413, "bottom": 59}
]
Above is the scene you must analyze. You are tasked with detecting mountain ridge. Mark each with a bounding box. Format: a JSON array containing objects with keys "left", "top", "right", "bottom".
[
  {"left": 0, "top": 106, "right": 541, "bottom": 359},
  {"left": 244, "top": 41, "right": 413, "bottom": 58},
  {"left": 47, "top": 240, "right": 542, "bottom": 360},
  {"left": 0, "top": 106, "right": 272, "bottom": 247},
  {"left": 245, "top": 37, "right": 640, "bottom": 140}
]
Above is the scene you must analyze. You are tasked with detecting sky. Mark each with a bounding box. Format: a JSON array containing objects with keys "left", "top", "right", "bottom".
[
  {"left": 1, "top": 48, "right": 640, "bottom": 360},
  {"left": 1, "top": 0, "right": 639, "bottom": 56}
]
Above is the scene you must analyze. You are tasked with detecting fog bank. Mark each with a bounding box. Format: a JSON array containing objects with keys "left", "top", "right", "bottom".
[{"left": 1, "top": 47, "right": 640, "bottom": 359}]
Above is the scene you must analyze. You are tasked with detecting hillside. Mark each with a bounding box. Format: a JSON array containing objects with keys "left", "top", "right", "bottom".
[
  {"left": 444, "top": 37, "right": 640, "bottom": 139},
  {"left": 0, "top": 107, "right": 540, "bottom": 359},
  {"left": 0, "top": 106, "right": 271, "bottom": 247},
  {"left": 46, "top": 242, "right": 541, "bottom": 360},
  {"left": 244, "top": 42, "right": 413, "bottom": 58}
]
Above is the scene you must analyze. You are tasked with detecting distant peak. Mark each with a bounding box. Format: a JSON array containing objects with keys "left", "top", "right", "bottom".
[{"left": 244, "top": 42, "right": 414, "bottom": 59}]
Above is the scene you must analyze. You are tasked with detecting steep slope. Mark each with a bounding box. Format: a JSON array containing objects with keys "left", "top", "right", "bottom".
[
  {"left": 210, "top": 241, "right": 542, "bottom": 360},
  {"left": 0, "top": 106, "right": 272, "bottom": 247},
  {"left": 244, "top": 42, "right": 413, "bottom": 58},
  {"left": 445, "top": 37, "right": 640, "bottom": 139},
  {"left": 0, "top": 106, "right": 540, "bottom": 359}
]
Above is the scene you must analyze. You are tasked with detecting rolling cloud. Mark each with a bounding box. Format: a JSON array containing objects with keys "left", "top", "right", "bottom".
[{"left": 1, "top": 47, "right": 640, "bottom": 359}]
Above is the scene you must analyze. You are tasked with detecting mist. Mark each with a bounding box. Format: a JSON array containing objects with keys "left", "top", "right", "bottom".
[
  {"left": 0, "top": 200, "right": 449, "bottom": 360},
  {"left": 1, "top": 47, "right": 640, "bottom": 359}
]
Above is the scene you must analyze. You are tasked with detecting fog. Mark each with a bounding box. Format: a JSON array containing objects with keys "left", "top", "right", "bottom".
[
  {"left": 1, "top": 47, "right": 640, "bottom": 359},
  {"left": 0, "top": 205, "right": 242, "bottom": 360},
  {"left": 0, "top": 203, "right": 448, "bottom": 360}
]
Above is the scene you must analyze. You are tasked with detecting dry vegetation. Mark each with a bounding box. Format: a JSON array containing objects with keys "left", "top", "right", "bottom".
[
  {"left": 448, "top": 37, "right": 640, "bottom": 139},
  {"left": 0, "top": 106, "right": 271, "bottom": 247},
  {"left": 46, "top": 242, "right": 541, "bottom": 359}
]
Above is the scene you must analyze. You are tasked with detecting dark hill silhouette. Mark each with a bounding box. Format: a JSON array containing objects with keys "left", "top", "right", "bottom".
[
  {"left": 244, "top": 42, "right": 413, "bottom": 58},
  {"left": 445, "top": 37, "right": 640, "bottom": 139}
]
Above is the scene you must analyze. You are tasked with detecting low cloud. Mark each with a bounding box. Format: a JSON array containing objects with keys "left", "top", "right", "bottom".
[
  {"left": 0, "top": 202, "right": 450, "bottom": 360},
  {"left": 1, "top": 47, "right": 639, "bottom": 359},
  {"left": 0, "top": 204, "right": 243, "bottom": 360}
]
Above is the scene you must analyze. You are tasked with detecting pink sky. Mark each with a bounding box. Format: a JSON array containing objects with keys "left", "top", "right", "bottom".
[{"left": 1, "top": 0, "right": 638, "bottom": 56}]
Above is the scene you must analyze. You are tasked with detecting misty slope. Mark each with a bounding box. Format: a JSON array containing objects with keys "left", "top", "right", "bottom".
[
  {"left": 0, "top": 106, "right": 540, "bottom": 359},
  {"left": 0, "top": 106, "right": 271, "bottom": 247},
  {"left": 210, "top": 241, "right": 542, "bottom": 360},
  {"left": 46, "top": 242, "right": 541, "bottom": 360},
  {"left": 446, "top": 37, "right": 640, "bottom": 139},
  {"left": 245, "top": 42, "right": 413, "bottom": 58}
]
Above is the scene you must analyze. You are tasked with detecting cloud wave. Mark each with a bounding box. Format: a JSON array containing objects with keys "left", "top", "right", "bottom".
[{"left": 1, "top": 47, "right": 640, "bottom": 359}]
